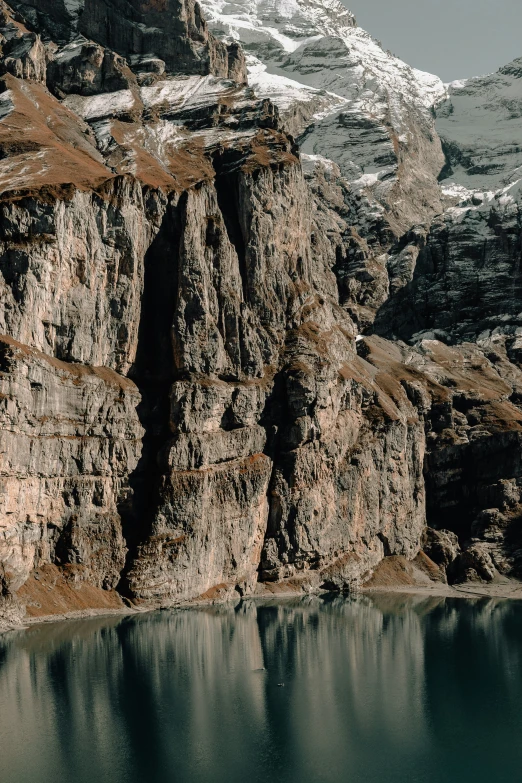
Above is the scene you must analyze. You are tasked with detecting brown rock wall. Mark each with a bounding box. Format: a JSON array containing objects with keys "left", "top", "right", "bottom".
[{"left": 0, "top": 335, "right": 143, "bottom": 598}]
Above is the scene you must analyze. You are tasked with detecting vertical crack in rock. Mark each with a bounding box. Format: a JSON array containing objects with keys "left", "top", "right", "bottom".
[
  {"left": 213, "top": 166, "right": 248, "bottom": 305},
  {"left": 118, "top": 196, "right": 181, "bottom": 595}
]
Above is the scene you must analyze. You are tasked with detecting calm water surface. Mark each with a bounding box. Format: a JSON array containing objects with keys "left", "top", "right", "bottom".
[{"left": 1, "top": 594, "right": 522, "bottom": 783}]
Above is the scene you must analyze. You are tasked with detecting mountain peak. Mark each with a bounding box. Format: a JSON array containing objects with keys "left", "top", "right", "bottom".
[{"left": 202, "top": 0, "right": 356, "bottom": 46}]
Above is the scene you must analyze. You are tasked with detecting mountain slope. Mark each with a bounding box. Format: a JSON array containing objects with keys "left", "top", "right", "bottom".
[
  {"left": 200, "top": 0, "right": 446, "bottom": 232},
  {"left": 438, "top": 59, "right": 522, "bottom": 195}
]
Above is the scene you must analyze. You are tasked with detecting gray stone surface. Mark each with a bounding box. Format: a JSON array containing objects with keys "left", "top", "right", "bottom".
[{"left": 10, "top": 0, "right": 247, "bottom": 80}]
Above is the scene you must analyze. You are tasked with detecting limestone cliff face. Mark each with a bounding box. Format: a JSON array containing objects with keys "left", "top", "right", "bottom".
[
  {"left": 0, "top": 334, "right": 143, "bottom": 596},
  {"left": 1, "top": 0, "right": 522, "bottom": 627},
  {"left": 0, "top": 0, "right": 432, "bottom": 624},
  {"left": 10, "top": 0, "right": 247, "bottom": 80},
  {"left": 359, "top": 335, "right": 522, "bottom": 583},
  {"left": 0, "top": 180, "right": 158, "bottom": 372}
]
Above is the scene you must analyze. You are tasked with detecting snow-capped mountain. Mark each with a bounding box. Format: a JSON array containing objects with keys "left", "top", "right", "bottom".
[
  {"left": 199, "top": 0, "right": 446, "bottom": 230},
  {"left": 437, "top": 58, "right": 522, "bottom": 199},
  {"left": 202, "top": 0, "right": 358, "bottom": 44}
]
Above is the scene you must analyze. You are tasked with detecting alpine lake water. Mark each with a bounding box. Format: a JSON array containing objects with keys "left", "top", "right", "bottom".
[{"left": 1, "top": 593, "right": 521, "bottom": 783}]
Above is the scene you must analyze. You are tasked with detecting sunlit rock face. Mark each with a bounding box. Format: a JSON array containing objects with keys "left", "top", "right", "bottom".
[
  {"left": 0, "top": 335, "right": 143, "bottom": 596},
  {"left": 1, "top": 0, "right": 522, "bottom": 627}
]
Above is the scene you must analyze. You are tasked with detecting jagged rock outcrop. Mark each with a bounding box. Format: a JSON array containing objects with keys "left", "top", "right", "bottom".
[
  {"left": 0, "top": 0, "right": 46, "bottom": 82},
  {"left": 0, "top": 179, "right": 161, "bottom": 371},
  {"left": 199, "top": 0, "right": 446, "bottom": 234},
  {"left": 360, "top": 335, "right": 522, "bottom": 584},
  {"left": 47, "top": 39, "right": 133, "bottom": 97},
  {"left": 374, "top": 58, "right": 522, "bottom": 345},
  {"left": 373, "top": 189, "right": 522, "bottom": 344},
  {"left": 10, "top": 0, "right": 247, "bottom": 80}
]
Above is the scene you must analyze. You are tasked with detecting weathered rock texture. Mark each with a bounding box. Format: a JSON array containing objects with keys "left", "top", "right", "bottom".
[
  {"left": 199, "top": 0, "right": 446, "bottom": 234},
  {"left": 1, "top": 0, "right": 522, "bottom": 626},
  {"left": 0, "top": 334, "right": 143, "bottom": 596},
  {"left": 360, "top": 335, "right": 522, "bottom": 584},
  {"left": 373, "top": 193, "right": 522, "bottom": 345},
  {"left": 10, "top": 0, "right": 247, "bottom": 80}
]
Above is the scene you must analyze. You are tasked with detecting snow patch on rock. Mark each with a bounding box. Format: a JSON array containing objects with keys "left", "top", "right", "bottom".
[
  {"left": 64, "top": 89, "right": 135, "bottom": 121},
  {"left": 141, "top": 74, "right": 238, "bottom": 112},
  {"left": 199, "top": 0, "right": 446, "bottom": 225},
  {"left": 246, "top": 55, "right": 347, "bottom": 129},
  {"left": 437, "top": 60, "right": 522, "bottom": 193},
  {"left": 0, "top": 90, "right": 14, "bottom": 121}
]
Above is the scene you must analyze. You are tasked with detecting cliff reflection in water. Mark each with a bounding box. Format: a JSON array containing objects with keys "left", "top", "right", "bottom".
[{"left": 1, "top": 594, "right": 522, "bottom": 783}]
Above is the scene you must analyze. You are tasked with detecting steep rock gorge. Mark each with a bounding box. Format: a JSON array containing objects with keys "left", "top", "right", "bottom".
[{"left": 1, "top": 0, "right": 522, "bottom": 627}]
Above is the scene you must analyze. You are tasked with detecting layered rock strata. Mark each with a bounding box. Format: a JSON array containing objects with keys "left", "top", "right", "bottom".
[
  {"left": 10, "top": 0, "right": 247, "bottom": 80},
  {"left": 0, "top": 0, "right": 432, "bottom": 624},
  {"left": 360, "top": 336, "right": 522, "bottom": 583},
  {"left": 0, "top": 334, "right": 142, "bottom": 597}
]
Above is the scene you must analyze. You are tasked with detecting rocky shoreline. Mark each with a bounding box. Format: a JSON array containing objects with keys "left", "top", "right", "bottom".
[{"left": 3, "top": 565, "right": 522, "bottom": 636}]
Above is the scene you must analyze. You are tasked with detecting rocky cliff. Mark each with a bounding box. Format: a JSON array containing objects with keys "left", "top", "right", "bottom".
[{"left": 1, "top": 0, "right": 522, "bottom": 628}]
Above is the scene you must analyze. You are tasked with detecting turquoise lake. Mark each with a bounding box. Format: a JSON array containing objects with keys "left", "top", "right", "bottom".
[{"left": 1, "top": 594, "right": 521, "bottom": 782}]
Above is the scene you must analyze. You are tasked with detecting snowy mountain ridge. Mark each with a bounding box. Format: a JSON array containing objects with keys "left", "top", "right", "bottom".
[
  {"left": 200, "top": 0, "right": 522, "bottom": 223},
  {"left": 199, "top": 0, "right": 447, "bottom": 231},
  {"left": 201, "top": 0, "right": 357, "bottom": 45},
  {"left": 201, "top": 0, "right": 445, "bottom": 124},
  {"left": 437, "top": 58, "right": 522, "bottom": 201}
]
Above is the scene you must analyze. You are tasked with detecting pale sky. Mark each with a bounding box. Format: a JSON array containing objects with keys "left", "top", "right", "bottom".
[{"left": 342, "top": 0, "right": 522, "bottom": 82}]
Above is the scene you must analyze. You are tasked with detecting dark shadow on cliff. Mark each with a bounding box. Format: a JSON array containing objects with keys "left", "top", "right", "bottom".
[
  {"left": 371, "top": 214, "right": 522, "bottom": 344},
  {"left": 212, "top": 149, "right": 249, "bottom": 301},
  {"left": 117, "top": 198, "right": 182, "bottom": 596}
]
